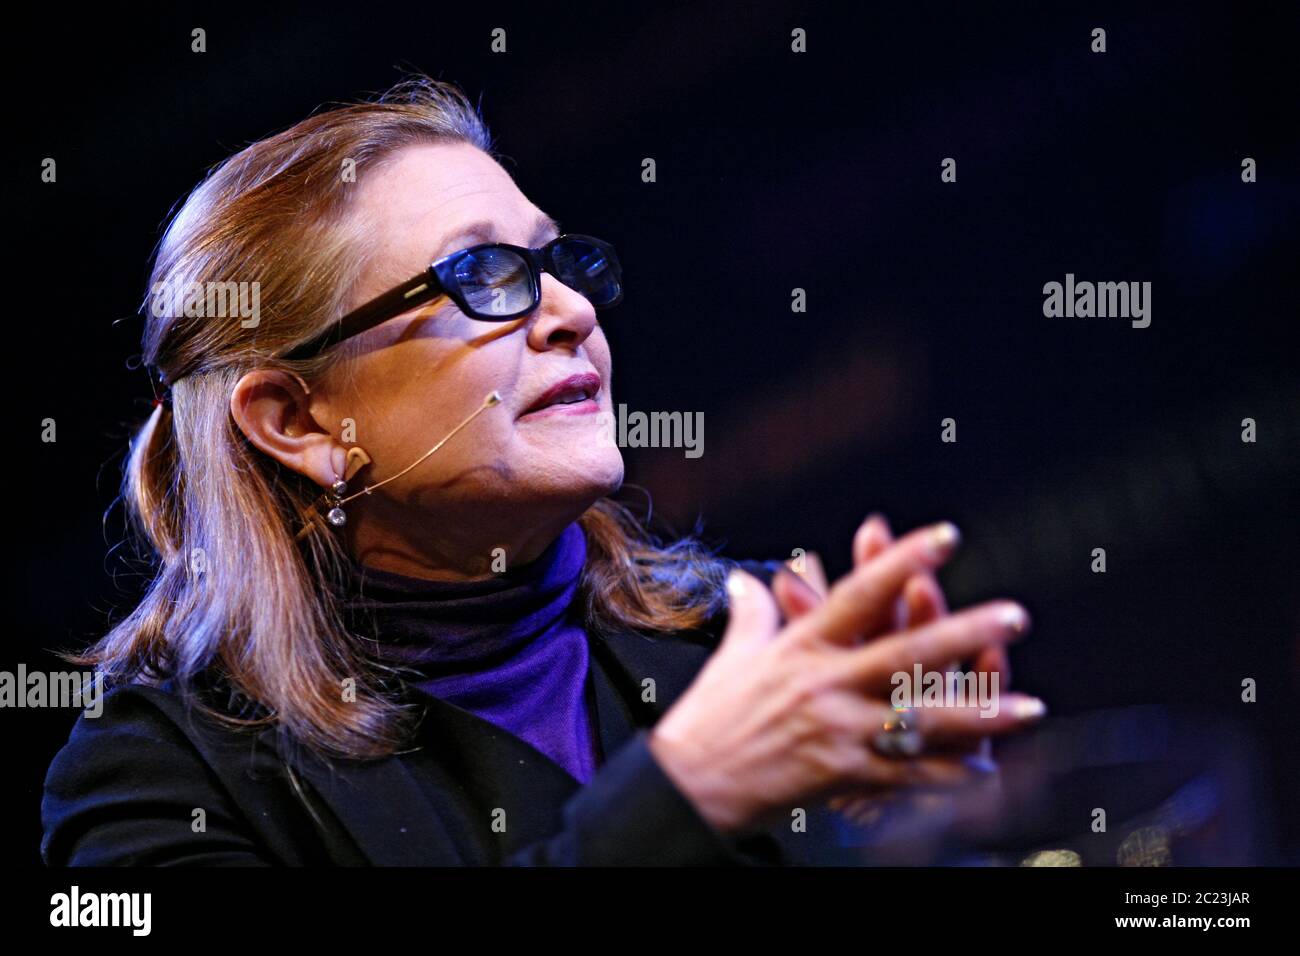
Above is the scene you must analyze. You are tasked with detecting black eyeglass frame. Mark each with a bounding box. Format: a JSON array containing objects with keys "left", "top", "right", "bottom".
[{"left": 278, "top": 233, "right": 623, "bottom": 361}]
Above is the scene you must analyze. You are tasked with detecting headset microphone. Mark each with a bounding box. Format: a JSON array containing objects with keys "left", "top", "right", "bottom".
[{"left": 295, "top": 390, "right": 503, "bottom": 541}]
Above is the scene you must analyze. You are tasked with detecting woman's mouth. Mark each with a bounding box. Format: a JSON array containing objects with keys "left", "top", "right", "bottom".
[{"left": 518, "top": 372, "right": 602, "bottom": 419}]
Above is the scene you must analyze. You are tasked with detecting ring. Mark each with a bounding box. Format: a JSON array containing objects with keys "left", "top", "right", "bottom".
[{"left": 870, "top": 706, "right": 924, "bottom": 757}]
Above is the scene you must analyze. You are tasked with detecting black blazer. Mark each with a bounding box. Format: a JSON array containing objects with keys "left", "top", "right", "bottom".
[{"left": 41, "top": 560, "right": 850, "bottom": 866}]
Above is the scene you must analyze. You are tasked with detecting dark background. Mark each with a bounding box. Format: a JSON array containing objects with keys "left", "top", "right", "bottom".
[{"left": 5, "top": 1, "right": 1297, "bottom": 866}]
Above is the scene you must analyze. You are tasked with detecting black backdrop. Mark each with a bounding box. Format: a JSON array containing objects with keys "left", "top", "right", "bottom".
[{"left": 5, "top": 0, "right": 1298, "bottom": 867}]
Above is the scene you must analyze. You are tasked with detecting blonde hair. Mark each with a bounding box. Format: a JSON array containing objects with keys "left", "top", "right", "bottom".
[{"left": 71, "top": 76, "right": 731, "bottom": 760}]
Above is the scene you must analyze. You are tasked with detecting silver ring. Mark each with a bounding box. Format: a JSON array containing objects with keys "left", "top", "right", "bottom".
[{"left": 870, "top": 706, "right": 924, "bottom": 757}]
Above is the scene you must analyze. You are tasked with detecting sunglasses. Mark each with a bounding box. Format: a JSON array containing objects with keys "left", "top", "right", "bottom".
[{"left": 279, "top": 233, "right": 624, "bottom": 361}]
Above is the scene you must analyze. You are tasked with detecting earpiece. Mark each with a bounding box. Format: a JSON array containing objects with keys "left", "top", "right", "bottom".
[{"left": 343, "top": 446, "right": 372, "bottom": 482}]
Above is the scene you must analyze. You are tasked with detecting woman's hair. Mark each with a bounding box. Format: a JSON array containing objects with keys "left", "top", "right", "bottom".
[{"left": 70, "top": 76, "right": 732, "bottom": 760}]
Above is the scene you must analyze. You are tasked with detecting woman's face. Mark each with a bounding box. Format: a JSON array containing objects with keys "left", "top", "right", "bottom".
[{"left": 311, "top": 141, "right": 624, "bottom": 573}]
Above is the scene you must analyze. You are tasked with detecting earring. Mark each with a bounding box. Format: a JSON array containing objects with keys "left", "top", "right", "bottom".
[
  {"left": 325, "top": 474, "right": 348, "bottom": 527},
  {"left": 293, "top": 448, "right": 373, "bottom": 543}
]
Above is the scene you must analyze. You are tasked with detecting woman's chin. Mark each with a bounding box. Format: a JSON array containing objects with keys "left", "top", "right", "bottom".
[
  {"left": 526, "top": 451, "right": 624, "bottom": 505},
  {"left": 575, "top": 453, "right": 626, "bottom": 498}
]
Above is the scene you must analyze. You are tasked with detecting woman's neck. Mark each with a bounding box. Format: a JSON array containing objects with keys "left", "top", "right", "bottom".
[{"left": 343, "top": 502, "right": 588, "bottom": 582}]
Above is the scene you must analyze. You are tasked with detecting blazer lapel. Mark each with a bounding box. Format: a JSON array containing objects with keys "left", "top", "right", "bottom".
[
  {"left": 588, "top": 628, "right": 717, "bottom": 727},
  {"left": 586, "top": 560, "right": 777, "bottom": 732},
  {"left": 274, "top": 627, "right": 724, "bottom": 865},
  {"left": 274, "top": 727, "right": 467, "bottom": 866}
]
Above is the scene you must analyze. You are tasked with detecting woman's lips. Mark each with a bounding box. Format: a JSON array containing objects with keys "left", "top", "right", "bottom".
[
  {"left": 518, "top": 372, "right": 602, "bottom": 419},
  {"left": 517, "top": 396, "right": 600, "bottom": 419}
]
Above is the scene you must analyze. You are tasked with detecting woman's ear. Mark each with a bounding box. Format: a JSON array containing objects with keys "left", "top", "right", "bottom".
[{"left": 230, "top": 369, "right": 347, "bottom": 490}]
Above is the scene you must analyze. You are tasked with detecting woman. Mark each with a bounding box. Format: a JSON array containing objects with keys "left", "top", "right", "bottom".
[{"left": 41, "top": 77, "right": 1045, "bottom": 866}]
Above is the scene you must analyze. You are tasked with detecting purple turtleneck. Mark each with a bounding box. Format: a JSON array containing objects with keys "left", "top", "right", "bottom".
[{"left": 341, "top": 522, "right": 600, "bottom": 785}]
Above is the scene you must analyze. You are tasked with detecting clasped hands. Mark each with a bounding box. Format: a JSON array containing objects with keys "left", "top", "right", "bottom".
[{"left": 647, "top": 514, "right": 1045, "bottom": 837}]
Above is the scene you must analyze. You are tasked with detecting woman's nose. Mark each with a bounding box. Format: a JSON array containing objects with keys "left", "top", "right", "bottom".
[{"left": 525, "top": 273, "right": 599, "bottom": 351}]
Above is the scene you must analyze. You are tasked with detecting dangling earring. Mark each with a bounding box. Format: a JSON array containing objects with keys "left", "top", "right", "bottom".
[
  {"left": 325, "top": 474, "right": 349, "bottom": 527},
  {"left": 327, "top": 446, "right": 377, "bottom": 527},
  {"left": 294, "top": 447, "right": 373, "bottom": 543}
]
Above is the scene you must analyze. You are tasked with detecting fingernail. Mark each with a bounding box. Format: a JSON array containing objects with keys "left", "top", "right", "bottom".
[
  {"left": 777, "top": 568, "right": 815, "bottom": 602},
  {"left": 726, "top": 569, "right": 746, "bottom": 598},
  {"left": 999, "top": 603, "right": 1030, "bottom": 635},
  {"left": 1010, "top": 696, "right": 1047, "bottom": 720},
  {"left": 927, "top": 521, "right": 961, "bottom": 559}
]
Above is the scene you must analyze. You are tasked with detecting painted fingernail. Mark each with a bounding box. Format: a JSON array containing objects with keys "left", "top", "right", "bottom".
[
  {"left": 927, "top": 521, "right": 961, "bottom": 559},
  {"left": 999, "top": 603, "right": 1030, "bottom": 635},
  {"left": 726, "top": 569, "right": 746, "bottom": 598},
  {"left": 1010, "top": 696, "right": 1048, "bottom": 720}
]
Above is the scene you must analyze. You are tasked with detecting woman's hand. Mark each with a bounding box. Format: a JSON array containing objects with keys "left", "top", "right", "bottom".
[
  {"left": 647, "top": 519, "right": 1046, "bottom": 836},
  {"left": 784, "top": 515, "right": 1012, "bottom": 824}
]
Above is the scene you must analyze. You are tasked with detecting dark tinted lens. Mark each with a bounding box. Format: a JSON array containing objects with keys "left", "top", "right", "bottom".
[
  {"left": 551, "top": 237, "right": 622, "bottom": 306},
  {"left": 453, "top": 247, "right": 536, "bottom": 317}
]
